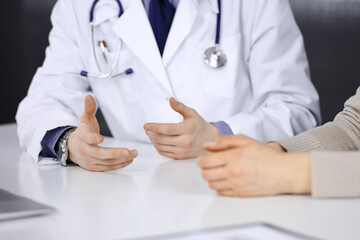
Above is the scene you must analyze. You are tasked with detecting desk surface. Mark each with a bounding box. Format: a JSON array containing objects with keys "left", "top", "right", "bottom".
[{"left": 0, "top": 124, "right": 359, "bottom": 240}]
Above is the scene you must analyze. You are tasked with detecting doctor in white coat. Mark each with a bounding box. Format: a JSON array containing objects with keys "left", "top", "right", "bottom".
[{"left": 16, "top": 0, "right": 320, "bottom": 172}]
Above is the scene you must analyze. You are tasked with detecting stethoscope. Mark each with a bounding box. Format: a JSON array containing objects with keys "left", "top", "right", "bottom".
[
  {"left": 80, "top": 0, "right": 133, "bottom": 79},
  {"left": 80, "top": 0, "right": 227, "bottom": 79},
  {"left": 204, "top": 0, "right": 227, "bottom": 69}
]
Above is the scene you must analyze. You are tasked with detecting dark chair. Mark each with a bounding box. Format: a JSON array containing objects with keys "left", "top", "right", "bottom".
[
  {"left": 290, "top": 0, "right": 360, "bottom": 123},
  {"left": 12, "top": 0, "right": 360, "bottom": 134}
]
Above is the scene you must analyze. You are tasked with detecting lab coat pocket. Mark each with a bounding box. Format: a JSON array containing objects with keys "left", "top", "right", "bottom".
[
  {"left": 90, "top": 49, "right": 140, "bottom": 106},
  {"left": 113, "top": 49, "right": 140, "bottom": 106},
  {"left": 94, "top": 51, "right": 115, "bottom": 74},
  {"left": 202, "top": 34, "right": 242, "bottom": 98},
  {"left": 94, "top": 39, "right": 121, "bottom": 74},
  {"left": 116, "top": 74, "right": 140, "bottom": 105},
  {"left": 90, "top": 72, "right": 140, "bottom": 107}
]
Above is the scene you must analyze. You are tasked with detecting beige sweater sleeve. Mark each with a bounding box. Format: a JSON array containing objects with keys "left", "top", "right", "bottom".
[{"left": 277, "top": 87, "right": 360, "bottom": 198}]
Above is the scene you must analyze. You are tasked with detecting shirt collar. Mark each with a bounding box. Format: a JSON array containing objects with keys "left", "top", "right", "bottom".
[{"left": 142, "top": 0, "right": 180, "bottom": 13}]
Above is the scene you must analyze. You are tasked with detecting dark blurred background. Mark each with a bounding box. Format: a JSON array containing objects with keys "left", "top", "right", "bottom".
[
  {"left": 1, "top": 0, "right": 58, "bottom": 124},
  {"left": 1, "top": 0, "right": 360, "bottom": 129}
]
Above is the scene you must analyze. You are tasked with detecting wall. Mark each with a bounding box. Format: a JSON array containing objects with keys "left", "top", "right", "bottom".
[{"left": 1, "top": 0, "right": 24, "bottom": 124}]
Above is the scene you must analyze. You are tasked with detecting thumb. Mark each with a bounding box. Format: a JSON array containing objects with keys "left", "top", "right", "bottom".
[
  {"left": 169, "top": 97, "right": 197, "bottom": 119},
  {"left": 82, "top": 95, "right": 97, "bottom": 120},
  {"left": 80, "top": 95, "right": 103, "bottom": 143}
]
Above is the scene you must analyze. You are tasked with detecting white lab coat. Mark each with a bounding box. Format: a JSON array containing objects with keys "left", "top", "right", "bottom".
[{"left": 16, "top": 0, "right": 321, "bottom": 163}]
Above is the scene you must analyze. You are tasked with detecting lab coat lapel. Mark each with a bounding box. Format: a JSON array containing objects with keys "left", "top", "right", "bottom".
[
  {"left": 162, "top": 0, "right": 198, "bottom": 66},
  {"left": 207, "top": 0, "right": 220, "bottom": 14},
  {"left": 111, "top": 0, "right": 173, "bottom": 94}
]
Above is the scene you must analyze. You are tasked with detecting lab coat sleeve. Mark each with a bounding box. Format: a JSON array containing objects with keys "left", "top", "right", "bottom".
[
  {"left": 224, "top": 0, "right": 321, "bottom": 142},
  {"left": 16, "top": 0, "right": 90, "bottom": 164}
]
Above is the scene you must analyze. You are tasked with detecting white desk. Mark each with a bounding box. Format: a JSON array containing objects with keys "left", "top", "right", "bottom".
[{"left": 0, "top": 123, "right": 359, "bottom": 240}]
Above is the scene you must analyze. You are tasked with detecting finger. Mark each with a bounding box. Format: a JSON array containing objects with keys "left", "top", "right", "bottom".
[
  {"left": 83, "top": 95, "right": 97, "bottom": 120},
  {"left": 156, "top": 144, "right": 178, "bottom": 154},
  {"left": 169, "top": 97, "right": 197, "bottom": 119},
  {"left": 202, "top": 135, "right": 254, "bottom": 152},
  {"left": 197, "top": 151, "right": 228, "bottom": 168},
  {"left": 158, "top": 151, "right": 178, "bottom": 159},
  {"left": 158, "top": 151, "right": 190, "bottom": 160},
  {"left": 94, "top": 156, "right": 135, "bottom": 166},
  {"left": 144, "top": 123, "right": 182, "bottom": 136},
  {"left": 208, "top": 180, "right": 232, "bottom": 191},
  {"left": 217, "top": 189, "right": 237, "bottom": 197},
  {"left": 79, "top": 130, "right": 103, "bottom": 145},
  {"left": 87, "top": 146, "right": 137, "bottom": 160},
  {"left": 130, "top": 150, "right": 138, "bottom": 158},
  {"left": 146, "top": 132, "right": 182, "bottom": 146},
  {"left": 156, "top": 145, "right": 191, "bottom": 160},
  {"left": 201, "top": 168, "right": 227, "bottom": 181},
  {"left": 87, "top": 160, "right": 134, "bottom": 172}
]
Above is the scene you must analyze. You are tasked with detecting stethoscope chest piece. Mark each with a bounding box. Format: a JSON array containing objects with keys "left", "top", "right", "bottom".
[{"left": 204, "top": 45, "right": 227, "bottom": 69}]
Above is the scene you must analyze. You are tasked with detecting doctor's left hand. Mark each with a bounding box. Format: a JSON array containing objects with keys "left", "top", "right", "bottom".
[{"left": 144, "top": 98, "right": 219, "bottom": 160}]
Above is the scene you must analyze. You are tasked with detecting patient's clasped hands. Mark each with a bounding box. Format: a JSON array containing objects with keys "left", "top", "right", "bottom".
[{"left": 197, "top": 136, "right": 312, "bottom": 197}]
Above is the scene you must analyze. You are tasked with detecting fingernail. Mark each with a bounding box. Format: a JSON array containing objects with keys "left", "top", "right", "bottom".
[
  {"left": 203, "top": 141, "right": 218, "bottom": 147},
  {"left": 122, "top": 150, "right": 129, "bottom": 156},
  {"left": 168, "top": 97, "right": 176, "bottom": 103},
  {"left": 145, "top": 125, "right": 151, "bottom": 131},
  {"left": 131, "top": 150, "right": 138, "bottom": 158}
]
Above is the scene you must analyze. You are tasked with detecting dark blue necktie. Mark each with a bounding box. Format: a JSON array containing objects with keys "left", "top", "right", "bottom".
[{"left": 148, "top": 0, "right": 176, "bottom": 56}]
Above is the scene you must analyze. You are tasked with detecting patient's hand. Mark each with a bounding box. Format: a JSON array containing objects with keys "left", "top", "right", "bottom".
[
  {"left": 267, "top": 142, "right": 287, "bottom": 153},
  {"left": 197, "top": 135, "right": 311, "bottom": 197}
]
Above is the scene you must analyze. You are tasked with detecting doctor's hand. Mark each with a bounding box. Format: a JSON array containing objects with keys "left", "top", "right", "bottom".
[
  {"left": 67, "top": 95, "right": 138, "bottom": 172},
  {"left": 197, "top": 135, "right": 311, "bottom": 197},
  {"left": 144, "top": 98, "right": 219, "bottom": 160}
]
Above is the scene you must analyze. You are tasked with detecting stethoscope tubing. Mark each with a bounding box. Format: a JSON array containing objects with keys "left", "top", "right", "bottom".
[
  {"left": 90, "top": 0, "right": 123, "bottom": 22},
  {"left": 83, "top": 0, "right": 132, "bottom": 79},
  {"left": 215, "top": 0, "right": 221, "bottom": 45},
  {"left": 82, "top": 0, "right": 225, "bottom": 78}
]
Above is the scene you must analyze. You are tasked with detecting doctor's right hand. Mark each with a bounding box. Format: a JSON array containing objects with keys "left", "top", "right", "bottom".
[{"left": 67, "top": 95, "right": 138, "bottom": 172}]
